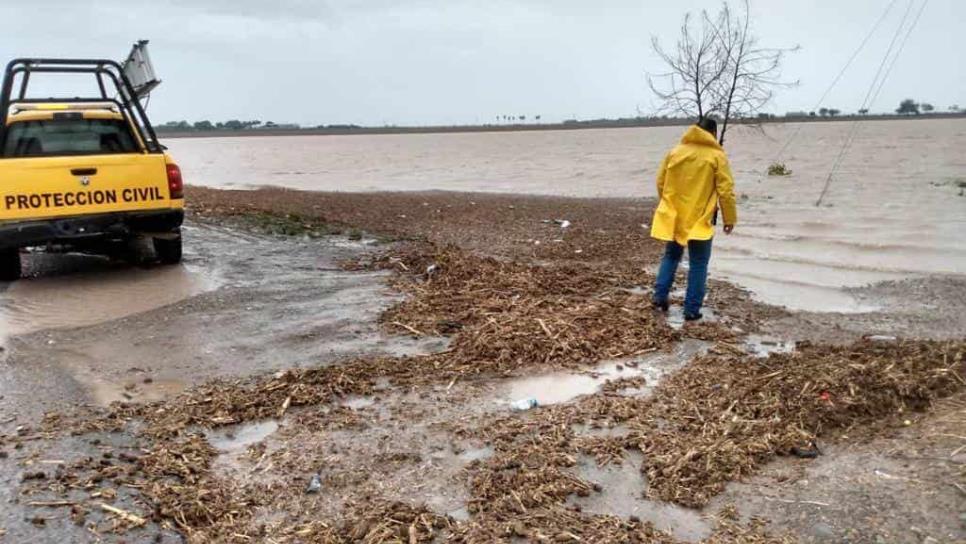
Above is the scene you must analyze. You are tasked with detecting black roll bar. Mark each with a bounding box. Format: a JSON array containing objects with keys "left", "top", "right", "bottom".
[{"left": 0, "top": 58, "right": 162, "bottom": 154}]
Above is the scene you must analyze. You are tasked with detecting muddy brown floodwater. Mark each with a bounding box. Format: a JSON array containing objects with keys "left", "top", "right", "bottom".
[
  {"left": 0, "top": 223, "right": 445, "bottom": 419},
  {"left": 168, "top": 118, "right": 966, "bottom": 313},
  {"left": 0, "top": 255, "right": 217, "bottom": 348}
]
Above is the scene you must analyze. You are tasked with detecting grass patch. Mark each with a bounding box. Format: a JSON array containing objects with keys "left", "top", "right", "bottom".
[{"left": 240, "top": 211, "right": 338, "bottom": 237}]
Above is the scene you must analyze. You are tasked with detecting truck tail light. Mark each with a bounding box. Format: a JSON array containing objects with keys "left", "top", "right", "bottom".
[{"left": 166, "top": 163, "right": 184, "bottom": 199}]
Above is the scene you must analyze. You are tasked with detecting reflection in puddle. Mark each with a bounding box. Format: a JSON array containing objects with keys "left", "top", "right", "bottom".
[
  {"left": 208, "top": 420, "right": 280, "bottom": 478},
  {"left": 713, "top": 267, "right": 883, "bottom": 314},
  {"left": 744, "top": 335, "right": 796, "bottom": 358},
  {"left": 209, "top": 420, "right": 280, "bottom": 452},
  {"left": 90, "top": 377, "right": 185, "bottom": 406},
  {"left": 666, "top": 306, "right": 718, "bottom": 330},
  {"left": 568, "top": 452, "right": 711, "bottom": 542},
  {"left": 499, "top": 340, "right": 708, "bottom": 406},
  {"left": 0, "top": 260, "right": 218, "bottom": 345},
  {"left": 505, "top": 372, "right": 607, "bottom": 406}
]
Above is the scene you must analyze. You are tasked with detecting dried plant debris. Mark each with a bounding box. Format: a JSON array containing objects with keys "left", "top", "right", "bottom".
[
  {"left": 82, "top": 245, "right": 681, "bottom": 441},
  {"left": 461, "top": 338, "right": 965, "bottom": 511},
  {"left": 187, "top": 187, "right": 669, "bottom": 267},
  {"left": 9, "top": 218, "right": 964, "bottom": 542},
  {"left": 380, "top": 246, "right": 681, "bottom": 368},
  {"left": 634, "top": 339, "right": 965, "bottom": 507},
  {"left": 16, "top": 336, "right": 962, "bottom": 542}
]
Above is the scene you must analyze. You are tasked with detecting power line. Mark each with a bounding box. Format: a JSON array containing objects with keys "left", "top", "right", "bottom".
[
  {"left": 855, "top": 0, "right": 917, "bottom": 114},
  {"left": 770, "top": 0, "right": 899, "bottom": 163},
  {"left": 815, "top": 0, "right": 926, "bottom": 207},
  {"left": 869, "top": 0, "right": 930, "bottom": 108}
]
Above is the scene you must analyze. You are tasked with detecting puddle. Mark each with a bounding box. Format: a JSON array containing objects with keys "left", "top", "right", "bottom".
[
  {"left": 428, "top": 443, "right": 495, "bottom": 465},
  {"left": 208, "top": 420, "right": 280, "bottom": 452},
  {"left": 89, "top": 377, "right": 186, "bottom": 406},
  {"left": 572, "top": 423, "right": 631, "bottom": 439},
  {"left": 666, "top": 306, "right": 718, "bottom": 330},
  {"left": 447, "top": 507, "right": 471, "bottom": 521},
  {"left": 504, "top": 371, "right": 609, "bottom": 406},
  {"left": 744, "top": 334, "right": 796, "bottom": 358},
  {"left": 0, "top": 259, "right": 218, "bottom": 346},
  {"left": 342, "top": 395, "right": 376, "bottom": 410},
  {"left": 568, "top": 452, "right": 711, "bottom": 542},
  {"left": 206, "top": 420, "right": 280, "bottom": 478},
  {"left": 499, "top": 340, "right": 708, "bottom": 406},
  {"left": 622, "top": 286, "right": 721, "bottom": 331},
  {"left": 457, "top": 445, "right": 494, "bottom": 462},
  {"left": 328, "top": 236, "right": 382, "bottom": 250},
  {"left": 373, "top": 377, "right": 392, "bottom": 390}
]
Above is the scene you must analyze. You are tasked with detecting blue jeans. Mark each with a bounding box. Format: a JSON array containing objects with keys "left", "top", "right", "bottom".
[{"left": 653, "top": 239, "right": 713, "bottom": 317}]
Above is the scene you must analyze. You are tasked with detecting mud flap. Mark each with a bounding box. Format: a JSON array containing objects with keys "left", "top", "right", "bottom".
[{"left": 0, "top": 248, "right": 21, "bottom": 281}]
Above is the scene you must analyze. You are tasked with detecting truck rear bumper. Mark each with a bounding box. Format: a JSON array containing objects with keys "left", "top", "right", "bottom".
[{"left": 0, "top": 209, "right": 183, "bottom": 250}]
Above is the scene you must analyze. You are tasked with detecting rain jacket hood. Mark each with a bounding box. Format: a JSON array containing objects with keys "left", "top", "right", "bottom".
[
  {"left": 681, "top": 124, "right": 721, "bottom": 148},
  {"left": 650, "top": 125, "right": 737, "bottom": 245}
]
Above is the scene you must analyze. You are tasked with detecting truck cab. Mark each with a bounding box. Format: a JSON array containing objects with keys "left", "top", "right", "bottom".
[{"left": 0, "top": 53, "right": 183, "bottom": 281}]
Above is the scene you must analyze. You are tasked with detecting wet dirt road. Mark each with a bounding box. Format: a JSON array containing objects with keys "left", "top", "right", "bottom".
[
  {"left": 0, "top": 222, "right": 443, "bottom": 421},
  {"left": 0, "top": 222, "right": 448, "bottom": 541}
]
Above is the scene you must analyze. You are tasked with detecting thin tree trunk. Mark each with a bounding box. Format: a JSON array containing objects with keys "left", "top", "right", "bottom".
[{"left": 719, "top": 1, "right": 750, "bottom": 146}]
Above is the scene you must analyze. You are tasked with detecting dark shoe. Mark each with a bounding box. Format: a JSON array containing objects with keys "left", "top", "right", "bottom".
[
  {"left": 652, "top": 300, "right": 669, "bottom": 312},
  {"left": 684, "top": 312, "right": 703, "bottom": 322}
]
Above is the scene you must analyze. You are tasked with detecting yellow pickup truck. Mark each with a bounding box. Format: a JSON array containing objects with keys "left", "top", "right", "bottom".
[{"left": 0, "top": 56, "right": 183, "bottom": 281}]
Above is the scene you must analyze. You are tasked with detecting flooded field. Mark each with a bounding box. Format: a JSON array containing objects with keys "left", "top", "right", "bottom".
[
  {"left": 1, "top": 121, "right": 963, "bottom": 543},
  {"left": 167, "top": 118, "right": 966, "bottom": 312}
]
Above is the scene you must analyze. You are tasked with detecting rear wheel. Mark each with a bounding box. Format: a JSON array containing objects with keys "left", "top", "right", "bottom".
[
  {"left": 153, "top": 235, "right": 182, "bottom": 265},
  {"left": 0, "top": 249, "right": 21, "bottom": 282}
]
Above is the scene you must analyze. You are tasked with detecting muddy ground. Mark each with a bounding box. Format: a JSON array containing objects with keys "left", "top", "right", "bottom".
[{"left": 0, "top": 188, "right": 963, "bottom": 543}]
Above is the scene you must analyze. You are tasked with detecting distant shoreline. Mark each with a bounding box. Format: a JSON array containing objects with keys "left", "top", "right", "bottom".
[{"left": 157, "top": 112, "right": 965, "bottom": 139}]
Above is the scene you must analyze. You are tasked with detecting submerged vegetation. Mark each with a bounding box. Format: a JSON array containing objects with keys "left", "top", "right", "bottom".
[{"left": 767, "top": 162, "right": 793, "bottom": 176}]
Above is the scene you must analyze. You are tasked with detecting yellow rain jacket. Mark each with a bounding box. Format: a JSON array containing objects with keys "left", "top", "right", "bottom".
[{"left": 651, "top": 125, "right": 737, "bottom": 245}]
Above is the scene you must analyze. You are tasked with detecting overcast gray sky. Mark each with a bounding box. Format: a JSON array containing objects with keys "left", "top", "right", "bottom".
[{"left": 1, "top": 0, "right": 961, "bottom": 126}]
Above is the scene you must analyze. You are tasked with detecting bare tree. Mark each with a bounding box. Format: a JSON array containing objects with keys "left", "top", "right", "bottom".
[
  {"left": 709, "top": 1, "right": 798, "bottom": 144},
  {"left": 649, "top": 1, "right": 797, "bottom": 145},
  {"left": 648, "top": 10, "right": 729, "bottom": 121}
]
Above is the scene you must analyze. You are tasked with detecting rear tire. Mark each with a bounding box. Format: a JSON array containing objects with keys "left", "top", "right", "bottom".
[
  {"left": 153, "top": 235, "right": 182, "bottom": 265},
  {"left": 0, "top": 249, "right": 21, "bottom": 282}
]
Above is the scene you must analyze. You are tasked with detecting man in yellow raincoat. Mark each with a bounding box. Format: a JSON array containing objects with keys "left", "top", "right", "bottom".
[{"left": 650, "top": 118, "right": 737, "bottom": 321}]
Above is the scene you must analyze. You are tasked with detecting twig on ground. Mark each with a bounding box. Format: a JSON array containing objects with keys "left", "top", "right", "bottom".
[
  {"left": 99, "top": 503, "right": 147, "bottom": 526},
  {"left": 390, "top": 321, "right": 424, "bottom": 337}
]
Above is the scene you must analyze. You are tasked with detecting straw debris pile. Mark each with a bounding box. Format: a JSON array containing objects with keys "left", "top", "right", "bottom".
[
  {"left": 112, "top": 245, "right": 681, "bottom": 436},
  {"left": 274, "top": 501, "right": 453, "bottom": 543},
  {"left": 14, "top": 235, "right": 964, "bottom": 542},
  {"left": 379, "top": 245, "right": 681, "bottom": 371},
  {"left": 633, "top": 339, "right": 965, "bottom": 506},
  {"left": 462, "top": 339, "right": 965, "bottom": 513}
]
